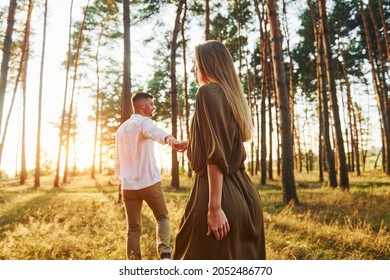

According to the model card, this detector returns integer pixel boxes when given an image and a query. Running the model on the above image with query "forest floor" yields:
[0,170,389,260]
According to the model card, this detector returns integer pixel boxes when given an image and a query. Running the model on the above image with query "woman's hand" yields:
[207,164,228,240]
[207,207,230,241]
[172,140,188,152]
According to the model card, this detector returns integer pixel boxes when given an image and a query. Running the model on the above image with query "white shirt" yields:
[115,114,170,190]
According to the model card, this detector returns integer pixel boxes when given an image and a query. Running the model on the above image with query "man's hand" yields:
[172,140,188,152]
[165,135,176,146]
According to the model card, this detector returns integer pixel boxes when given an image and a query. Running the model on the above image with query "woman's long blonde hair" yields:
[195,40,253,141]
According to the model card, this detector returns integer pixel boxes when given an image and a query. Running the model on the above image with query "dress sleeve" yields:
[195,85,233,174]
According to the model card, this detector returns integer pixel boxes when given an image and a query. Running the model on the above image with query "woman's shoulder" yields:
[198,83,220,92]
[197,83,224,101]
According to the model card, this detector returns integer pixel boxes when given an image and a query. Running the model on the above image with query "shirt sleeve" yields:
[114,132,122,185]
[139,117,170,144]
[195,85,232,174]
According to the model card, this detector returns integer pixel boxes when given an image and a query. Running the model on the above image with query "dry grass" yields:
[0,170,389,260]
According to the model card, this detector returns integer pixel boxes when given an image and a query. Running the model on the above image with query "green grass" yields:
[0,170,389,260]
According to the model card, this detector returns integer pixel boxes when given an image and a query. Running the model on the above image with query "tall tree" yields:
[0,0,17,136]
[34,0,48,188]
[205,0,210,40]
[63,1,90,183]
[20,0,35,185]
[87,1,121,179]
[282,0,298,173]
[340,49,360,176]
[318,0,349,190]
[180,0,191,178]
[0,1,24,171]
[307,0,337,186]
[253,0,268,185]
[91,28,103,180]
[169,0,185,189]
[121,0,132,123]
[266,0,299,204]
[359,0,390,176]
[54,0,74,188]
[367,0,390,175]
[377,0,390,62]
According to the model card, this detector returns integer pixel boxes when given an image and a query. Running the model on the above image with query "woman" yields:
[172,40,266,260]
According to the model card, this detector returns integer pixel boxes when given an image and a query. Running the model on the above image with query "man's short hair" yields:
[131,92,153,108]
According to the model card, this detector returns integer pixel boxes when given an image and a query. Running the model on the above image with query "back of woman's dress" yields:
[172,83,266,260]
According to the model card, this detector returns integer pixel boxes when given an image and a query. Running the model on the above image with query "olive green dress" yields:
[172,83,266,260]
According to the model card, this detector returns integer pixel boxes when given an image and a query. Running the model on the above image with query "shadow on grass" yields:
[268,218,389,259]
[0,191,56,236]
[353,181,390,189]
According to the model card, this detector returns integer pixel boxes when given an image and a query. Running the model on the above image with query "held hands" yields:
[165,136,188,152]
[207,208,230,241]
[165,136,176,146]
[172,140,188,152]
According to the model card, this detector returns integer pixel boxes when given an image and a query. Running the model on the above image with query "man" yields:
[115,91,177,260]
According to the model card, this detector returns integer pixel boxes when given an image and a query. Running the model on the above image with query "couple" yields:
[115,40,266,260]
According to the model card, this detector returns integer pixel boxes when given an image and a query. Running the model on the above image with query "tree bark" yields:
[170,0,185,189]
[91,28,104,179]
[377,0,390,62]
[359,0,390,175]
[205,0,210,40]
[254,0,267,184]
[308,0,335,185]
[121,0,132,123]
[319,0,349,190]
[180,0,191,178]
[266,0,299,204]
[34,0,48,188]
[63,1,90,183]
[20,0,35,185]
[54,0,74,188]
[267,80,273,179]
[0,0,17,136]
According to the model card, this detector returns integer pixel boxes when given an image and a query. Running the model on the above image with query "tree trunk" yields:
[341,50,360,176]
[368,2,389,97]
[308,0,335,185]
[268,82,273,180]
[253,0,267,183]
[253,57,260,176]
[20,0,34,185]
[205,0,210,40]
[266,0,298,205]
[180,0,191,178]
[34,0,48,188]
[0,0,17,136]
[54,0,74,188]
[91,28,104,179]
[0,8,28,170]
[121,0,132,123]
[63,1,90,183]
[234,0,243,78]
[377,0,390,62]
[368,1,389,174]
[359,0,390,175]
[319,0,349,190]
[245,55,255,175]
[170,0,185,189]
[260,50,267,185]
[282,0,297,173]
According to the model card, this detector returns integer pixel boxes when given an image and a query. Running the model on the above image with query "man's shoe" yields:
[160,252,171,260]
